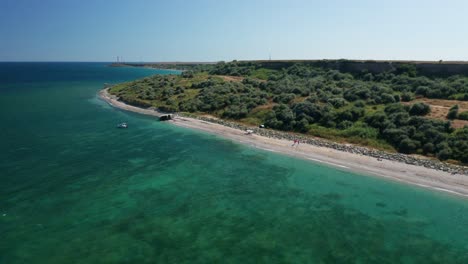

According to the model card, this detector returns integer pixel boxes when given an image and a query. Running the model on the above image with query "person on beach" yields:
[292,139,298,147]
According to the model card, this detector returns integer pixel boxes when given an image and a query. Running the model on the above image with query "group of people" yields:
[291,139,301,147]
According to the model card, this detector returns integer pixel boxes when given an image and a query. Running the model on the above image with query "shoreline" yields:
[109,63,185,72]
[99,88,468,198]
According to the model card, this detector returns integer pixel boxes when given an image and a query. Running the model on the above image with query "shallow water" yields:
[1,63,467,263]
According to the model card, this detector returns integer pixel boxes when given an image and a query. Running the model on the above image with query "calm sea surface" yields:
[0,62,467,263]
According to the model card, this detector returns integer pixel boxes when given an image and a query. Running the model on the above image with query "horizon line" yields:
[3,59,468,64]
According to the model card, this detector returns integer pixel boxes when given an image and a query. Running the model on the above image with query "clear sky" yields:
[1,0,468,62]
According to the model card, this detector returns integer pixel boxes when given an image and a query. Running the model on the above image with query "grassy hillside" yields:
[109,61,468,164]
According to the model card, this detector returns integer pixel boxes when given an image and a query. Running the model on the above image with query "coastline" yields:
[109,63,185,72]
[99,88,468,197]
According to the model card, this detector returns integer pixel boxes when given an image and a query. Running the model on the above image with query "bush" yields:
[401,92,414,102]
[295,118,309,132]
[447,105,459,119]
[354,100,366,107]
[385,103,407,114]
[422,143,435,154]
[399,138,419,153]
[381,93,396,104]
[449,127,468,163]
[447,109,458,120]
[181,71,194,78]
[273,93,295,104]
[409,103,431,116]
[328,98,347,108]
[337,120,353,129]
[437,147,452,160]
[415,86,429,96]
[458,111,468,120]
[342,124,379,139]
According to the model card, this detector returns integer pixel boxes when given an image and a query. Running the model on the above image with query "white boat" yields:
[117,122,128,128]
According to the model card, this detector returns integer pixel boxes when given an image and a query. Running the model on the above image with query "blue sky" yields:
[1,0,468,61]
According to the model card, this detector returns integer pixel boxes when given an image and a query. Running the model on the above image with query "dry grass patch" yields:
[403,98,468,128]
[217,75,244,82]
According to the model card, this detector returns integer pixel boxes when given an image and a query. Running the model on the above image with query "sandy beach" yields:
[99,88,468,197]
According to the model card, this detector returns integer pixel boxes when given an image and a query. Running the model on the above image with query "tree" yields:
[273,93,295,104]
[447,105,459,119]
[399,138,419,153]
[385,103,407,114]
[458,111,468,120]
[449,127,468,163]
[436,147,452,161]
[269,104,296,130]
[295,118,309,132]
[423,143,435,154]
[328,98,347,108]
[395,64,417,77]
[409,103,431,116]
[415,86,429,96]
[181,71,194,78]
[381,93,396,104]
[401,92,414,102]
[292,102,323,123]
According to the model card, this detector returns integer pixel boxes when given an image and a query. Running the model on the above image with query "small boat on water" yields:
[117,122,128,128]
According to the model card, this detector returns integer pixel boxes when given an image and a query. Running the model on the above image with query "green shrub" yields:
[399,138,419,153]
[447,105,459,119]
[401,92,414,102]
[458,111,468,120]
[409,103,431,116]
[341,124,379,139]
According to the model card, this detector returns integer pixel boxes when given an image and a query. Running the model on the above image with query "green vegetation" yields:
[109,61,468,163]
[459,111,468,120]
[447,105,459,119]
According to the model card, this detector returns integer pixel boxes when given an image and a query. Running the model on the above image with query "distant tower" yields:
[117,56,120,63]
[269,51,271,61]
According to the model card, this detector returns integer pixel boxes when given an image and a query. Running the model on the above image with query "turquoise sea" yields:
[0,62,467,263]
